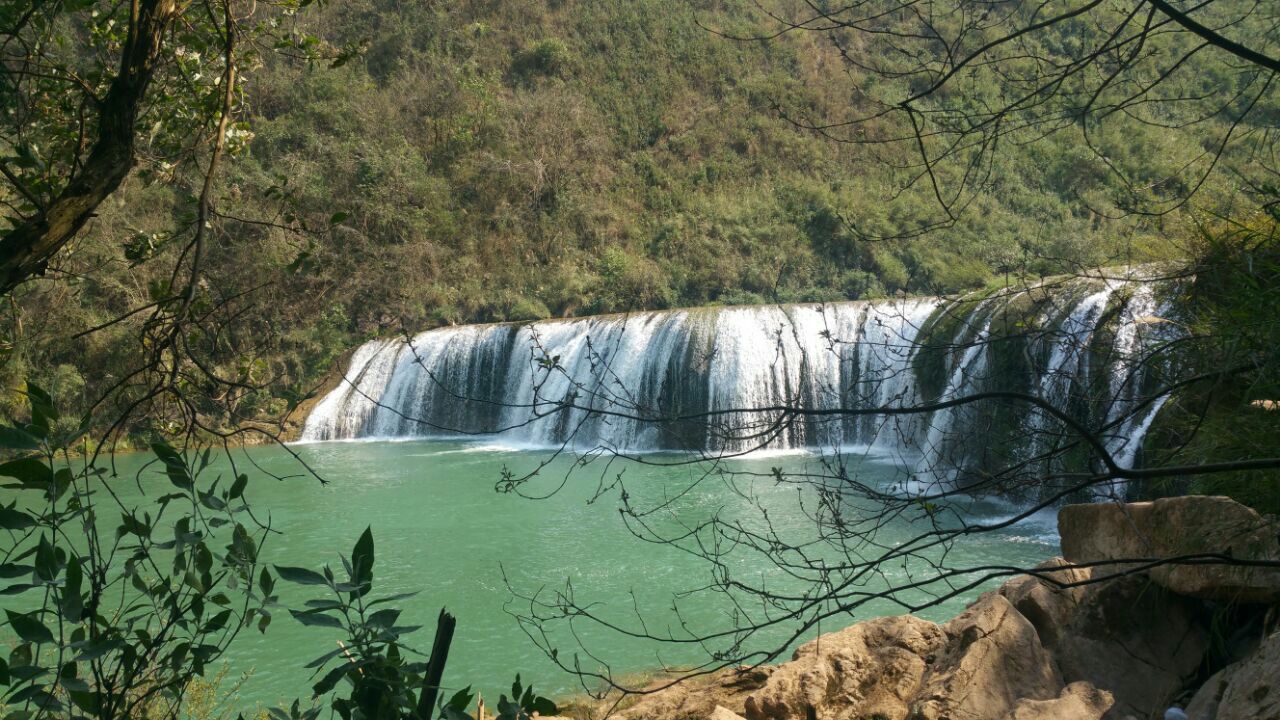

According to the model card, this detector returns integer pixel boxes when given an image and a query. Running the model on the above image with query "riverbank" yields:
[588,496,1279,720]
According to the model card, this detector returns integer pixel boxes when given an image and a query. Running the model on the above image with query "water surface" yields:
[88,439,1058,712]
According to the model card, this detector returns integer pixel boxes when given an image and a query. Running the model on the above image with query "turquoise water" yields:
[14,439,1058,713]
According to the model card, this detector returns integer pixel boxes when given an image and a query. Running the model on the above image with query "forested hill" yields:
[7,0,1262,425]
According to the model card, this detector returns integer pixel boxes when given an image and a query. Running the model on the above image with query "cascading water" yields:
[301,276,1182,494]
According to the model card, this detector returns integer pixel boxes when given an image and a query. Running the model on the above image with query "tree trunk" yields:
[0,0,177,297]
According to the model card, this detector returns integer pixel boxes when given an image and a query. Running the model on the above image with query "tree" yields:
[705,0,1279,239]
[1,0,368,448]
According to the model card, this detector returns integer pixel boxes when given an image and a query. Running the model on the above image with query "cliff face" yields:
[611,496,1280,720]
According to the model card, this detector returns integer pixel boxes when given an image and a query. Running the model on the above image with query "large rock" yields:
[911,594,1063,720]
[615,666,771,720]
[607,497,1278,720]
[1059,496,1280,603]
[741,614,946,720]
[1186,629,1280,720]
[624,561,1212,720]
[1000,558,1208,719]
[739,594,1077,720]
[1002,682,1113,720]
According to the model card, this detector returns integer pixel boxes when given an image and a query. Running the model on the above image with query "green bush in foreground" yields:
[0,383,274,720]
[0,384,552,720]
[276,529,556,720]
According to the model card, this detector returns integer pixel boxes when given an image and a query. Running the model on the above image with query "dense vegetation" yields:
[1141,206,1280,514]
[0,0,1276,716]
[6,0,1272,432]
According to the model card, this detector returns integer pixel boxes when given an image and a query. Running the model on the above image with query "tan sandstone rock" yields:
[615,666,771,720]
[739,593,1078,720]
[741,614,946,720]
[1185,629,1280,720]
[1000,557,1208,719]
[911,594,1063,720]
[709,706,748,720]
[1002,681,1114,720]
[1058,496,1280,603]
[609,497,1276,720]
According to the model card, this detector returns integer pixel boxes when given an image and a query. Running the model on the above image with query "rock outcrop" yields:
[1186,628,1280,720]
[1059,495,1280,603]
[741,615,946,720]
[999,558,1209,718]
[610,496,1280,720]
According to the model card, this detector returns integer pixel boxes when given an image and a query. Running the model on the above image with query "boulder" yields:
[1000,557,1208,719]
[615,667,771,720]
[911,594,1063,720]
[1059,496,1280,603]
[1186,629,1280,720]
[740,594,1072,720]
[1002,682,1114,720]
[741,614,946,720]
[606,497,1279,720]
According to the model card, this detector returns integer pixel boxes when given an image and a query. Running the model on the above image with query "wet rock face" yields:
[1058,495,1280,603]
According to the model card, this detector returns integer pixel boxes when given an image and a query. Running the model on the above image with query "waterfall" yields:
[301,276,1181,490]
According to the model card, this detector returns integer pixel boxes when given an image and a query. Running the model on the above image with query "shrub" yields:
[0,383,275,720]
[277,529,558,720]
[511,39,573,80]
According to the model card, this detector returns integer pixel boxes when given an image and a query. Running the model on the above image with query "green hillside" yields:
[4,0,1265,429]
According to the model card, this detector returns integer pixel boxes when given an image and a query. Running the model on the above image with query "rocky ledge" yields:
[613,496,1280,720]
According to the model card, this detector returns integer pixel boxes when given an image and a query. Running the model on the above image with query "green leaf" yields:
[34,535,58,583]
[289,610,344,629]
[273,565,328,585]
[0,425,40,450]
[0,505,34,530]
[198,489,226,511]
[229,473,248,499]
[0,563,32,579]
[0,583,37,595]
[151,442,193,490]
[0,458,52,487]
[68,690,100,713]
[443,686,474,713]
[72,638,124,662]
[443,708,475,720]
[529,696,557,716]
[49,468,72,502]
[25,382,58,430]
[5,610,54,644]
[62,557,83,622]
[202,609,233,633]
[366,608,400,629]
[118,513,151,538]
[303,646,347,669]
[328,211,350,225]
[350,526,374,599]
[311,664,349,697]
[365,590,420,608]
